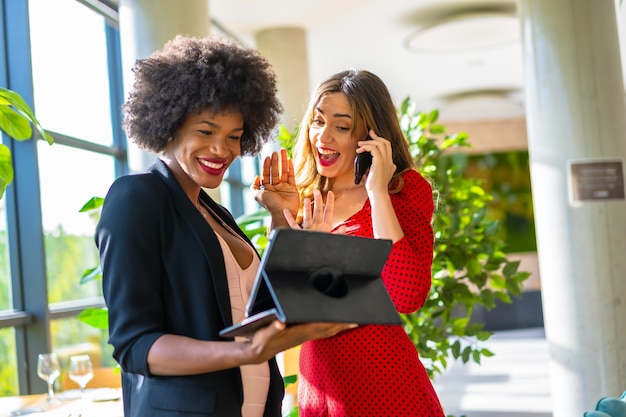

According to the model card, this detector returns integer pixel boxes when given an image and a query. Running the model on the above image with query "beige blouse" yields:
[214,231,270,417]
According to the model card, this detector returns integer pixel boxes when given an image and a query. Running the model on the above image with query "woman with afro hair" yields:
[96,35,350,417]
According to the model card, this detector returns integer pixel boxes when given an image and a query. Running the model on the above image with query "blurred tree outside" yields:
[456,151,536,253]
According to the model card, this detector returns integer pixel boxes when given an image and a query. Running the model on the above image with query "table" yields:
[0,388,123,417]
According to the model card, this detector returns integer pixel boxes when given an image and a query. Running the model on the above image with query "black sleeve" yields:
[95,174,167,376]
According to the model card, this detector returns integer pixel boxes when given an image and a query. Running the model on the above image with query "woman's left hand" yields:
[283,189,335,233]
[284,189,347,234]
[357,130,397,196]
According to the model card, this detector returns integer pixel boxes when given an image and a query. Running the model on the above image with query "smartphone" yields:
[354,135,373,184]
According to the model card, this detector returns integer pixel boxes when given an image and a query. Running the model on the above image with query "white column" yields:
[254,29,311,404]
[255,27,310,134]
[518,0,626,416]
[117,0,210,173]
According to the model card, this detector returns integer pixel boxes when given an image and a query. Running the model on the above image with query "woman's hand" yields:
[245,320,357,365]
[252,149,299,227]
[146,320,357,374]
[283,189,345,234]
[358,130,396,196]
[359,130,404,242]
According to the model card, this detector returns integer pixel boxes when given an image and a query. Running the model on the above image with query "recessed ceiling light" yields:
[439,87,523,104]
[436,87,525,120]
[404,8,519,53]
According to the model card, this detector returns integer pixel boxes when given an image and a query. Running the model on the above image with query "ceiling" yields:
[105,0,626,123]
[209,0,528,122]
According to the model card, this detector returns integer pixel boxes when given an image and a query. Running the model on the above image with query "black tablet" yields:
[219,228,400,338]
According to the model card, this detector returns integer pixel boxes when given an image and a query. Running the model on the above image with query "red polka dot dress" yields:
[298,169,446,417]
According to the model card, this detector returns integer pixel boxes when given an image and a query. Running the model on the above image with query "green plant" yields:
[238,97,531,379]
[283,374,299,417]
[398,98,529,377]
[76,197,108,329]
[0,87,54,199]
[0,87,54,395]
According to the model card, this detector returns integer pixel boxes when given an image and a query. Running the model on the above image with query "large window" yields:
[0,0,254,397]
[29,0,115,147]
[0,0,125,396]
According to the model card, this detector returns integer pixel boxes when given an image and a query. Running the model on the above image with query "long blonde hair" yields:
[292,69,414,201]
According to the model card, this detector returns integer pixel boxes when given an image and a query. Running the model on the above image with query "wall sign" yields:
[569,158,625,203]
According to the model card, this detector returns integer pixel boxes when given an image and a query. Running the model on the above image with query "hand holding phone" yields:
[354,135,373,184]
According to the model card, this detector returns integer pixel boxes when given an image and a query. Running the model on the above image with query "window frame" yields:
[0,0,251,396]
[0,0,127,394]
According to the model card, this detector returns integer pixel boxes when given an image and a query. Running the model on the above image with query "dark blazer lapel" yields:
[198,192,263,324]
[148,159,234,328]
[202,196,258,250]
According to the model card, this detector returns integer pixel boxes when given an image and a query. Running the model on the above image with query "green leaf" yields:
[400,96,411,114]
[283,374,297,387]
[481,348,495,357]
[469,185,485,196]
[503,260,520,277]
[472,349,481,364]
[451,317,469,335]
[427,109,439,123]
[241,225,266,237]
[461,346,472,363]
[512,271,531,283]
[429,124,446,134]
[505,278,523,297]
[485,220,500,236]
[80,266,102,284]
[0,87,54,144]
[79,196,105,212]
[466,258,482,278]
[480,289,496,309]
[0,177,6,200]
[247,235,268,256]
[494,291,512,304]
[465,322,484,337]
[284,406,299,417]
[0,144,13,199]
[489,273,505,289]
[236,209,270,226]
[451,339,461,358]
[0,88,37,120]
[477,330,493,341]
[0,105,33,140]
[277,125,297,154]
[76,307,109,329]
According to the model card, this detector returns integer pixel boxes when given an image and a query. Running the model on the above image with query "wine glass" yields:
[68,354,94,395]
[37,353,61,404]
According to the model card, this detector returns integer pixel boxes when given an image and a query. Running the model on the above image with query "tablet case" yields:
[219,228,400,338]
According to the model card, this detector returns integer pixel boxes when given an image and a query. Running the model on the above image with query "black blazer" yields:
[96,159,284,417]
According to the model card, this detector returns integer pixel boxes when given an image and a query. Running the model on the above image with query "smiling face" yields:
[309,92,367,187]
[163,107,244,195]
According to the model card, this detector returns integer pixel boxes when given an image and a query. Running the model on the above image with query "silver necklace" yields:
[196,199,208,219]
